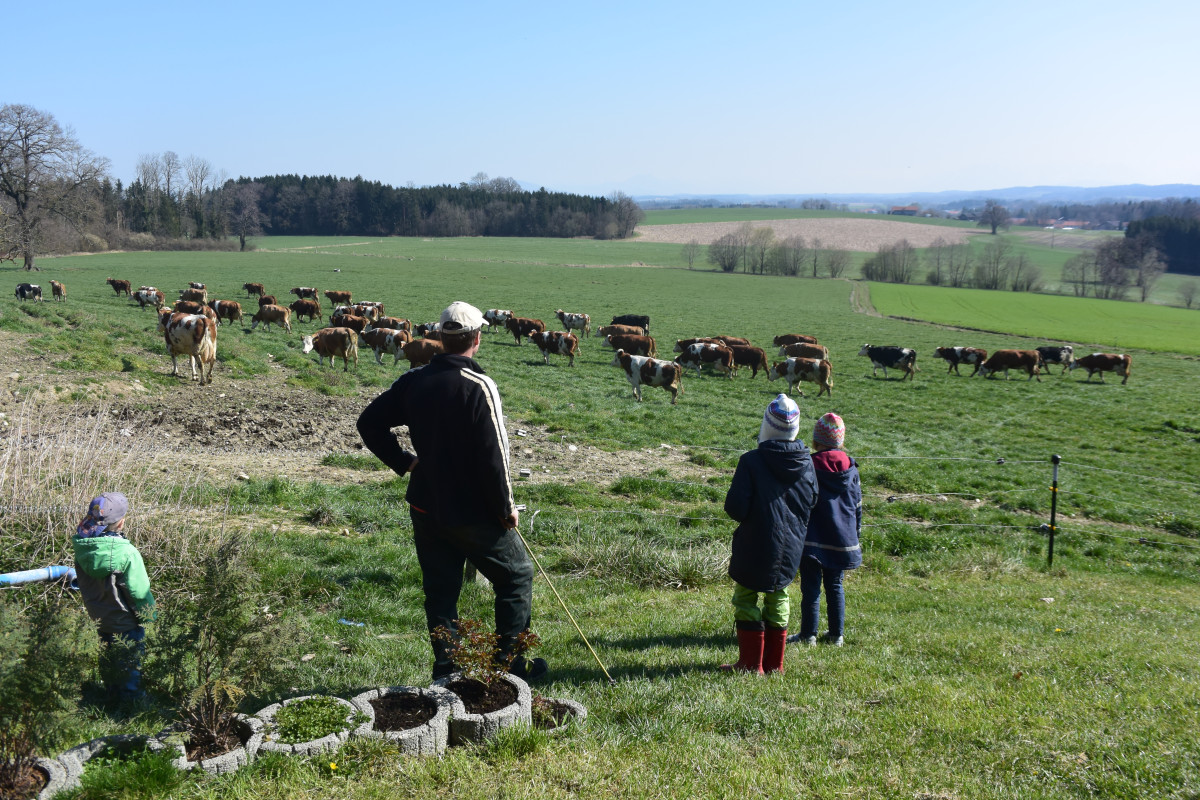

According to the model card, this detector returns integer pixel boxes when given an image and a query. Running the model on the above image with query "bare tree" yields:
[1093,238,1131,300]
[1008,253,1040,292]
[766,235,807,276]
[734,222,753,272]
[707,233,740,272]
[161,150,182,201]
[807,237,824,278]
[184,155,213,198]
[862,239,919,283]
[825,248,851,278]
[1179,281,1198,309]
[945,242,973,288]
[0,104,110,269]
[1135,248,1166,301]
[227,182,263,251]
[926,237,949,285]
[974,240,1012,290]
[681,239,700,270]
[135,153,162,194]
[609,191,644,239]
[1062,252,1092,296]
[748,227,774,274]
[977,199,1011,235]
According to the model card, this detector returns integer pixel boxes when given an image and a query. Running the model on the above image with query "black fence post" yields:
[1048,454,1061,567]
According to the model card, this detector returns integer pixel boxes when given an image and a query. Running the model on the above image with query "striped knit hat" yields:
[812,412,846,450]
[759,393,800,443]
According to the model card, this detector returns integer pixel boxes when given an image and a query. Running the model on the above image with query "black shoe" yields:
[509,656,549,681]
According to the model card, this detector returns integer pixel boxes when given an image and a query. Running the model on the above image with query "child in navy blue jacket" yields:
[721,394,817,674]
[789,412,862,647]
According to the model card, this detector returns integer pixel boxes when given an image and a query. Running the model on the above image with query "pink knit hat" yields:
[812,412,845,450]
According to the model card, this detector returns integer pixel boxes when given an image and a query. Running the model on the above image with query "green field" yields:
[2,240,1198,799]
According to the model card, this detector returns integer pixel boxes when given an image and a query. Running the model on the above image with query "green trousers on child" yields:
[731,583,789,629]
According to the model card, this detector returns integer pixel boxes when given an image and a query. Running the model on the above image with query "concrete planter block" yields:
[349,685,461,756]
[255,694,358,756]
[153,714,265,775]
[58,733,162,788]
[34,756,70,800]
[433,672,531,746]
[538,697,588,737]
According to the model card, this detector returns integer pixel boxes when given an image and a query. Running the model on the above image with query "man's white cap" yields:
[439,301,488,335]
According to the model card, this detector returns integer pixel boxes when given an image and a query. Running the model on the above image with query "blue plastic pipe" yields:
[0,565,77,587]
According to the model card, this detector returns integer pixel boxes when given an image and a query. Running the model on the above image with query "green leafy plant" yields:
[271,698,363,744]
[432,619,540,687]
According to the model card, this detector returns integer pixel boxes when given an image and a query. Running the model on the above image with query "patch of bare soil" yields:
[633,217,981,251]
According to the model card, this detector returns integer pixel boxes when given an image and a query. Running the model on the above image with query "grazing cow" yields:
[611,349,682,404]
[243,282,265,297]
[14,283,42,301]
[484,309,513,330]
[555,309,591,338]
[602,333,656,357]
[188,282,206,291]
[331,312,370,335]
[858,344,918,380]
[179,287,207,304]
[289,299,323,323]
[597,324,646,338]
[933,346,988,376]
[208,299,244,326]
[301,326,359,371]
[780,342,830,361]
[712,335,752,348]
[50,280,66,301]
[361,327,411,365]
[727,345,770,378]
[400,338,445,368]
[352,302,381,322]
[323,289,352,305]
[976,349,1042,382]
[250,304,293,333]
[157,311,217,385]
[1069,353,1132,384]
[768,357,833,397]
[1035,345,1075,375]
[174,300,204,315]
[505,316,545,345]
[375,316,411,333]
[134,288,165,310]
[106,278,132,296]
[529,330,579,366]
[258,294,278,308]
[675,342,734,379]
[773,333,819,347]
[291,286,320,300]
[611,314,651,334]
[674,337,723,352]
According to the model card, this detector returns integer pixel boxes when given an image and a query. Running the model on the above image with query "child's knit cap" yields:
[759,393,801,442]
[812,412,846,450]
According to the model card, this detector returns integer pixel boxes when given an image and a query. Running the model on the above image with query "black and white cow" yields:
[933,346,988,376]
[14,283,42,302]
[858,344,917,380]
[611,314,650,334]
[1035,345,1075,375]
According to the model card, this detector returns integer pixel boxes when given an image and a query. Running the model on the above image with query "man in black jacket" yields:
[356,301,546,680]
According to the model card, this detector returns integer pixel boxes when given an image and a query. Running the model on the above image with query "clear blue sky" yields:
[11,0,1200,197]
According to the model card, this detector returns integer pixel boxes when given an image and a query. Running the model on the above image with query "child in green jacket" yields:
[72,492,154,702]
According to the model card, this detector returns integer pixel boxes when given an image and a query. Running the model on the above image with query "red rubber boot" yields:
[720,623,765,674]
[763,627,788,674]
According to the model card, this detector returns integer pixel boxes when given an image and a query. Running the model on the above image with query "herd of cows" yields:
[11,278,1133,398]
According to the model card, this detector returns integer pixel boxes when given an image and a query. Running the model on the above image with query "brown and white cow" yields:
[712,335,752,348]
[243,282,265,297]
[674,337,723,352]
[858,345,918,381]
[375,316,411,333]
[1036,345,1075,375]
[773,333,819,347]
[179,287,207,304]
[610,314,651,334]
[400,338,445,368]
[768,357,833,397]
[611,349,682,404]
[258,294,278,308]
[602,333,656,357]
[289,299,323,323]
[291,286,320,300]
[323,289,352,305]
[188,282,206,291]
[597,324,646,338]
[727,345,770,378]
[505,316,545,345]
[529,330,579,366]
[414,321,441,338]
[779,342,830,361]
[933,346,988,376]
[251,304,292,333]
[555,309,591,338]
[976,349,1041,381]
[208,299,244,326]
[675,342,734,379]
[134,288,165,310]
[157,311,217,385]
[302,327,359,371]
[361,328,411,365]
[331,312,370,335]
[106,277,132,296]
[484,309,513,331]
[50,280,66,301]
[173,300,217,323]
[1069,352,1131,384]
[352,302,381,322]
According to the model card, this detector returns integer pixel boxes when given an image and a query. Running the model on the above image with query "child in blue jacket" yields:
[789,413,862,647]
[721,394,817,674]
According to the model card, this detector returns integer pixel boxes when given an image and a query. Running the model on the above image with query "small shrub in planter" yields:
[531,695,588,736]
[350,686,462,756]
[256,696,362,756]
[153,714,265,775]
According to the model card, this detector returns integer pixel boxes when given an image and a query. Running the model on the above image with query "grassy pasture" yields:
[3,241,1199,798]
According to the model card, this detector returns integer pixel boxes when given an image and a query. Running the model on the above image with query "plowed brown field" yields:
[633,217,981,252]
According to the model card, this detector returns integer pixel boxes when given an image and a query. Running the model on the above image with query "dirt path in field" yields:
[633,217,981,251]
